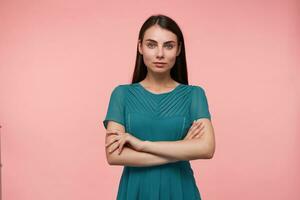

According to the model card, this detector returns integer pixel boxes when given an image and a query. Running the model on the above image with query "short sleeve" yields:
[190,86,211,121]
[102,85,126,129]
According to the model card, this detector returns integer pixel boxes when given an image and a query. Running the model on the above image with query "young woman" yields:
[103,14,215,200]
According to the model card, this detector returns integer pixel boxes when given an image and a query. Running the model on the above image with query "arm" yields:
[107,145,179,167]
[141,118,215,161]
[105,121,179,167]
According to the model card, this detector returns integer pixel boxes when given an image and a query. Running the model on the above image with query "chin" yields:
[149,68,171,75]
[150,66,167,71]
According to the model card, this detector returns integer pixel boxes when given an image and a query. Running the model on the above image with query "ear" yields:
[176,42,181,56]
[138,39,143,55]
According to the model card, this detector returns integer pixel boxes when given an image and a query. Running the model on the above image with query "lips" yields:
[153,62,167,64]
[153,62,166,68]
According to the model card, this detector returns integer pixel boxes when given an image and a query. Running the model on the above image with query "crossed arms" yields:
[104,119,215,167]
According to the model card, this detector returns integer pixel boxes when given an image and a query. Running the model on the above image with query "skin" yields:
[104,25,216,166]
[137,24,182,91]
[105,120,207,166]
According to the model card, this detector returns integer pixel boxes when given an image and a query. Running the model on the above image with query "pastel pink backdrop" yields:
[0,0,299,200]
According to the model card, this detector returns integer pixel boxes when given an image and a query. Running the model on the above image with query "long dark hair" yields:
[131,14,189,85]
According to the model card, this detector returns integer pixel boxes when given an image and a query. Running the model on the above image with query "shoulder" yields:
[115,82,142,93]
[111,83,130,93]
[188,84,207,94]
[109,84,132,101]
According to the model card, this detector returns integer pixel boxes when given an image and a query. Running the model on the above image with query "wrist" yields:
[141,140,151,152]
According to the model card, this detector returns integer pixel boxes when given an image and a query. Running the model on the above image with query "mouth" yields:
[153,62,167,64]
[153,62,166,68]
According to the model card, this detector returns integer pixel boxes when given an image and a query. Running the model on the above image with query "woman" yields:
[103,14,216,200]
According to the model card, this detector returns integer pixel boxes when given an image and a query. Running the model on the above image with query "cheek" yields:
[143,49,155,57]
[169,49,178,56]
[142,51,155,63]
[165,51,178,62]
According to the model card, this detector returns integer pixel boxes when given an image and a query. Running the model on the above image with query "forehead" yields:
[143,25,177,43]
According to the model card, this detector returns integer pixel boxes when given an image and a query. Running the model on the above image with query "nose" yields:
[156,45,164,58]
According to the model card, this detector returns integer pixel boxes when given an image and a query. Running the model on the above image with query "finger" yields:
[118,139,126,154]
[107,129,122,132]
[185,131,193,140]
[186,130,195,140]
[191,121,198,129]
[194,133,203,139]
[191,130,205,139]
[106,131,119,136]
[188,121,201,135]
[191,121,202,131]
[193,127,205,138]
[105,137,116,148]
[107,130,123,137]
[194,122,204,132]
[108,129,122,133]
[105,136,120,147]
[191,125,205,139]
[185,121,198,139]
[189,122,204,138]
[109,142,120,153]
[185,120,203,139]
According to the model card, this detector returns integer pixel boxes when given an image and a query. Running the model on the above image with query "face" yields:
[138,25,181,74]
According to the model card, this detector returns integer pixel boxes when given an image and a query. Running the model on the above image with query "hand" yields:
[184,120,205,140]
[105,130,145,155]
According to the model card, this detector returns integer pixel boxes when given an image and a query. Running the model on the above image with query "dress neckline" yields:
[137,82,182,96]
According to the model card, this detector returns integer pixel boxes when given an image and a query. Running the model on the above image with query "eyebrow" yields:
[145,39,176,44]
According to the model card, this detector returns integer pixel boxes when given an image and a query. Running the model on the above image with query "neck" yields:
[142,71,176,88]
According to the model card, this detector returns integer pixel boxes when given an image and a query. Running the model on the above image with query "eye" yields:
[165,44,174,49]
[146,43,155,48]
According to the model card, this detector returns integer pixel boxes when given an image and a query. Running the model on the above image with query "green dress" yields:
[103,82,211,200]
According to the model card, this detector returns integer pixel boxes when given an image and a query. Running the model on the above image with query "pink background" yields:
[0,0,299,199]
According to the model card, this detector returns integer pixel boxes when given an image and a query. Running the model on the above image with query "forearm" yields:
[141,139,212,161]
[107,146,179,167]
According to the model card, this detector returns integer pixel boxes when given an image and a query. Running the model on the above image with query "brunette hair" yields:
[131,14,189,85]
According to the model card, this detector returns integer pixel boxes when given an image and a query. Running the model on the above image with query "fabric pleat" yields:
[103,82,211,200]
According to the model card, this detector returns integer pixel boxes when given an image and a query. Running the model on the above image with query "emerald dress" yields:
[103,82,211,200]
